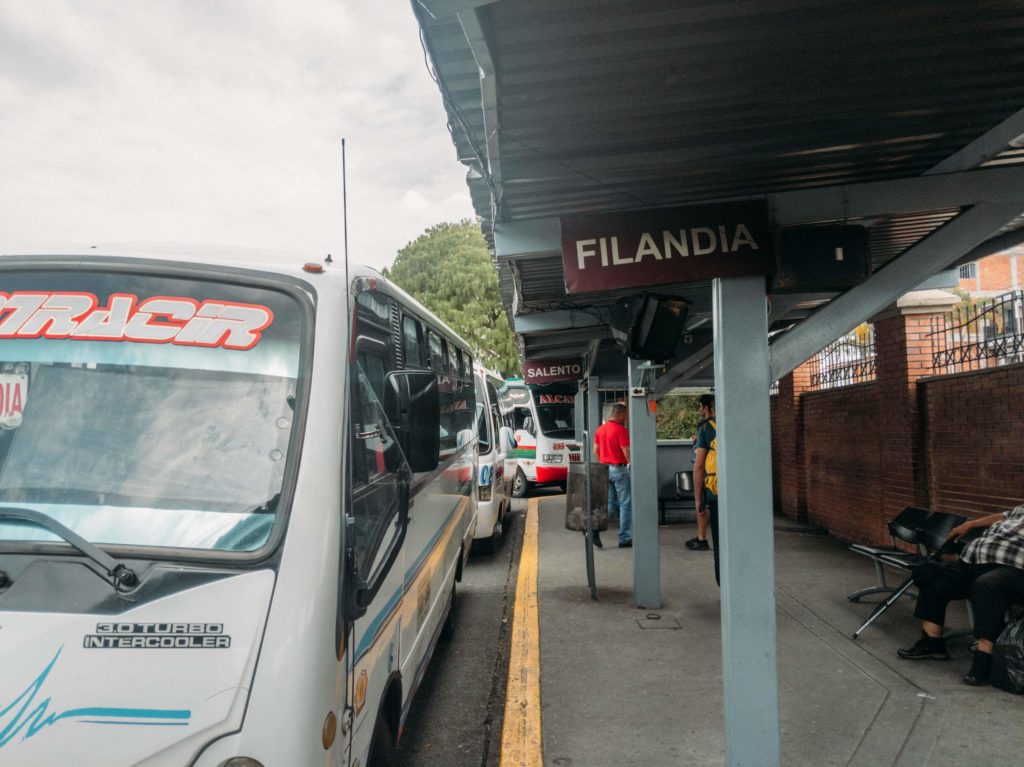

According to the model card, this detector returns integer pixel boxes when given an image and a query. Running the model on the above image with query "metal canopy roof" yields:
[413,0,1024,388]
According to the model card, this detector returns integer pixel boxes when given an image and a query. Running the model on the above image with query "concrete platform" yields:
[533,494,1024,767]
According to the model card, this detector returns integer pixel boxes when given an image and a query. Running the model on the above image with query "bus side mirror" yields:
[385,370,441,472]
[523,416,536,436]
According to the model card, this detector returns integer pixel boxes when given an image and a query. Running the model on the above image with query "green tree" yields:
[655,394,703,440]
[384,221,520,376]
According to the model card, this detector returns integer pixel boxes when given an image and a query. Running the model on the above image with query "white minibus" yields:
[471,365,514,552]
[501,379,580,498]
[0,249,477,767]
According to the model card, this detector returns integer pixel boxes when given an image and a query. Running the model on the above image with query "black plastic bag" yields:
[991,617,1024,694]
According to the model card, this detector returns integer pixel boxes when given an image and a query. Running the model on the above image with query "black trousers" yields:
[912,560,1024,641]
[703,488,720,587]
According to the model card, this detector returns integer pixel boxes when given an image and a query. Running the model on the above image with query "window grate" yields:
[929,290,1024,375]
[807,325,876,391]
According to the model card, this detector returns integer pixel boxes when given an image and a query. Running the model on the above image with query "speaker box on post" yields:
[774,225,871,293]
[627,295,690,362]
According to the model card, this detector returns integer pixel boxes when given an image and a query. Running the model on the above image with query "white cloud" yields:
[0,0,476,271]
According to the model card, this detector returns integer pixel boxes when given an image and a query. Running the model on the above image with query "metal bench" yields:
[847,506,931,603]
[850,509,966,639]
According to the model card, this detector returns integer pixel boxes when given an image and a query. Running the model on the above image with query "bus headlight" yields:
[220,759,265,767]
[542,454,563,464]
[478,484,492,502]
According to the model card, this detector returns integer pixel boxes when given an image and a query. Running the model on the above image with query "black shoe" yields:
[963,650,992,686]
[618,540,632,548]
[591,531,603,548]
[896,634,949,660]
[685,537,710,551]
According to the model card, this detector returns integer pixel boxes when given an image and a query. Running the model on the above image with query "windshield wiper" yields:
[0,507,138,592]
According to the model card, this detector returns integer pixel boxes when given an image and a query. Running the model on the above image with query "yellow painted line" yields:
[500,497,543,767]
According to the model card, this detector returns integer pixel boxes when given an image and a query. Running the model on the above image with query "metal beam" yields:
[585,340,601,376]
[419,0,498,19]
[770,201,1024,380]
[926,106,1024,175]
[767,293,835,326]
[770,165,1024,226]
[650,343,714,396]
[513,309,605,334]
[457,8,502,218]
[487,167,1024,260]
[524,328,609,351]
[954,227,1024,267]
[494,218,561,259]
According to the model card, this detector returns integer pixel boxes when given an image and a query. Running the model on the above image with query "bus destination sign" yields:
[560,200,773,294]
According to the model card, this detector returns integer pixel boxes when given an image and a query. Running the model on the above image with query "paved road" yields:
[396,496,528,767]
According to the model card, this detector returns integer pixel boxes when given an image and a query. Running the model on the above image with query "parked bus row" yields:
[0,249,574,767]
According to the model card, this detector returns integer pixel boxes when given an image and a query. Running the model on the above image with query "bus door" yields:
[347,328,410,761]
[395,333,467,702]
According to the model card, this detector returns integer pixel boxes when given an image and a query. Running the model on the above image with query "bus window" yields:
[513,407,532,434]
[349,355,402,577]
[356,290,389,322]
[357,350,387,405]
[447,342,459,380]
[403,315,423,368]
[487,381,501,441]
[475,375,491,454]
[427,330,444,373]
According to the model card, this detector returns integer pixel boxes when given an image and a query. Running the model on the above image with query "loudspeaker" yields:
[774,225,871,292]
[627,295,690,362]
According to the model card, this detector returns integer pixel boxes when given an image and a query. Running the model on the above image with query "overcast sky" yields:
[0,1,476,272]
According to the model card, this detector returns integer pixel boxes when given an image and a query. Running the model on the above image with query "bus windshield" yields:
[0,268,304,555]
[535,402,575,438]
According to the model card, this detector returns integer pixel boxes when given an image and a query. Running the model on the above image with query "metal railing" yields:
[807,326,877,391]
[930,290,1024,375]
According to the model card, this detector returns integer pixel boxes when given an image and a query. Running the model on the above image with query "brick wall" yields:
[957,251,1022,294]
[771,319,1024,546]
[771,364,811,522]
[799,383,890,544]
[979,254,1013,293]
[921,362,1024,517]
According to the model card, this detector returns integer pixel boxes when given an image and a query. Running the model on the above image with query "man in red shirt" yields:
[593,403,632,548]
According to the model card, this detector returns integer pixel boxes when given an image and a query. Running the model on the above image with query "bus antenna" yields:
[341,138,350,288]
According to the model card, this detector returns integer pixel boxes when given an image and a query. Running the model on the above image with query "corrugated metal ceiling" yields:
[415,0,1024,378]
[422,0,1024,229]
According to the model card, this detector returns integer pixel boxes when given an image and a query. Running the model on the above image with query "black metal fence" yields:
[807,326,877,390]
[930,290,1024,375]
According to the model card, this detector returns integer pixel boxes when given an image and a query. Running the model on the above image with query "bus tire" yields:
[440,582,456,641]
[512,467,531,498]
[367,714,397,767]
[479,516,503,554]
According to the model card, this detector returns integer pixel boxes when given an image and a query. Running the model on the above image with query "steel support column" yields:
[586,375,601,443]
[574,378,586,440]
[628,358,660,609]
[713,276,780,767]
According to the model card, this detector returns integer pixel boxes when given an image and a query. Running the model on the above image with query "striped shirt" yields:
[961,504,1024,570]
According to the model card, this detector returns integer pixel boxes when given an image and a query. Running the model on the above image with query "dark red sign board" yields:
[522,357,584,385]
[560,200,773,294]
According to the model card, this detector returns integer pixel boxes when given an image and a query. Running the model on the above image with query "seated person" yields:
[897,504,1024,686]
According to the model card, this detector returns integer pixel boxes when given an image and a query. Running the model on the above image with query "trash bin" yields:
[565,462,608,532]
